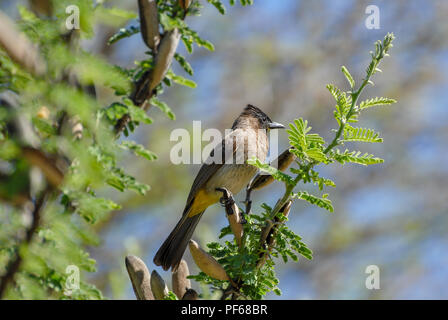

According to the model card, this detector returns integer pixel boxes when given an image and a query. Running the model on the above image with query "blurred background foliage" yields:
[1,0,448,299]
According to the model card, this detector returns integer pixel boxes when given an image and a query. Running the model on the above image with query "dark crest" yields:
[232,104,272,129]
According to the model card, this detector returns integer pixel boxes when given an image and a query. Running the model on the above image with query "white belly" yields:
[204,164,259,196]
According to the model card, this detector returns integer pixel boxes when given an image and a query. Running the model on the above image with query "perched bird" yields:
[154,104,284,271]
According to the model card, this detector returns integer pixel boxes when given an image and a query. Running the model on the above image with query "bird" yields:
[154,104,285,271]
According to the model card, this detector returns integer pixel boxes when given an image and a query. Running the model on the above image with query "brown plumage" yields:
[153,104,284,271]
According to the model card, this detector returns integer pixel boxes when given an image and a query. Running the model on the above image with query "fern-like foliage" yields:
[239,33,396,299]
[292,191,334,213]
[331,149,384,166]
[343,125,383,143]
[286,119,327,163]
[359,97,397,110]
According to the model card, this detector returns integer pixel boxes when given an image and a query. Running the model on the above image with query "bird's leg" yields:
[241,187,253,222]
[216,187,235,210]
[216,187,247,224]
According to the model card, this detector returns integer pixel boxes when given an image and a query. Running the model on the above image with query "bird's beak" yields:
[268,122,285,129]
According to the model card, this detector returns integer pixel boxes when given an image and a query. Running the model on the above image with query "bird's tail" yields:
[154,211,204,271]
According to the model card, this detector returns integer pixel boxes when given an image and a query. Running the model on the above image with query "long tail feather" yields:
[153,211,204,271]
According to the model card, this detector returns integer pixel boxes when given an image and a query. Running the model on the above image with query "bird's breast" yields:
[204,164,259,197]
[200,127,269,205]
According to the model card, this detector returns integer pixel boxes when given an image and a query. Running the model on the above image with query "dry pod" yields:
[182,288,198,300]
[279,200,292,217]
[138,0,160,50]
[149,29,180,91]
[226,206,243,247]
[189,240,229,281]
[125,255,154,300]
[179,0,191,11]
[172,259,191,299]
[132,28,180,105]
[150,270,169,300]
[217,188,244,247]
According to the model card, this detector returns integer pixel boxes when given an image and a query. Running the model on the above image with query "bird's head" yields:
[232,104,285,131]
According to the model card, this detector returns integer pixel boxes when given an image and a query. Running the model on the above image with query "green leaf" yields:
[306,133,325,146]
[181,35,194,53]
[341,66,355,88]
[159,13,187,31]
[305,147,327,163]
[107,167,150,195]
[247,158,295,186]
[359,97,397,110]
[105,102,128,121]
[287,118,327,162]
[95,7,137,27]
[343,125,383,143]
[326,84,344,102]
[326,84,352,118]
[174,53,194,76]
[122,98,153,124]
[76,195,121,224]
[309,169,336,190]
[108,25,140,45]
[32,118,56,135]
[166,70,197,88]
[150,97,175,120]
[121,141,158,161]
[164,291,178,300]
[207,0,226,14]
[181,28,215,52]
[292,191,334,213]
[286,118,308,149]
[331,149,384,166]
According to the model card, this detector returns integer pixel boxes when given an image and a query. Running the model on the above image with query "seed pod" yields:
[149,29,180,91]
[150,270,169,300]
[182,288,198,300]
[138,0,160,50]
[280,200,292,217]
[226,201,243,248]
[131,29,180,105]
[189,240,229,281]
[217,187,244,247]
[172,259,191,299]
[125,255,154,300]
[179,0,191,11]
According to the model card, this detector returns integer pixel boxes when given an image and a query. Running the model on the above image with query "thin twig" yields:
[0,187,50,298]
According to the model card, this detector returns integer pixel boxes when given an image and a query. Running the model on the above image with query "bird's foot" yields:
[216,187,236,213]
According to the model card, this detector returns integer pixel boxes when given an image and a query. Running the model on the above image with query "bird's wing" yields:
[183,129,243,214]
